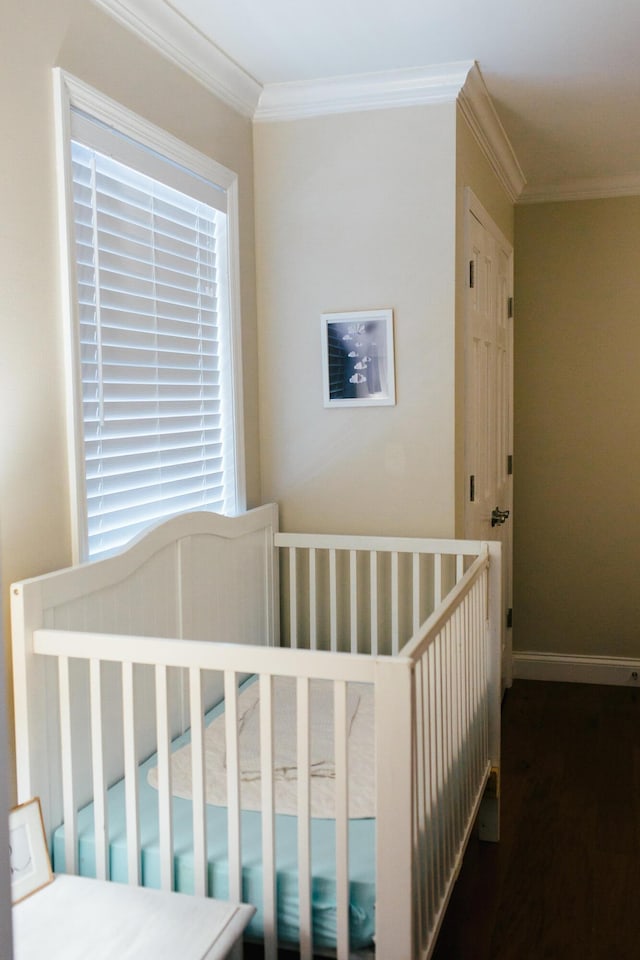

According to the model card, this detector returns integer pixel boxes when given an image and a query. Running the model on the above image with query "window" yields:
[55,71,245,561]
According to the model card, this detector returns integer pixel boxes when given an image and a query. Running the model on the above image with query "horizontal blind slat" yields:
[87,487,225,528]
[87,480,225,518]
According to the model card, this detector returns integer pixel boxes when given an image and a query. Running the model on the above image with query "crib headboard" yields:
[11,504,279,832]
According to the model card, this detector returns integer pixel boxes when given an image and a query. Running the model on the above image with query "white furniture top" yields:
[13,874,255,960]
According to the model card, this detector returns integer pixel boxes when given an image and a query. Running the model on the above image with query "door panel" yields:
[465,195,513,686]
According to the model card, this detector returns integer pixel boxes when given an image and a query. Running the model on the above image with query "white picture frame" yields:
[9,798,53,904]
[321,309,396,407]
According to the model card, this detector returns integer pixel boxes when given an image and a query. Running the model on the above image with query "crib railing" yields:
[275,532,484,656]
[403,552,498,958]
[34,631,378,959]
[26,536,501,960]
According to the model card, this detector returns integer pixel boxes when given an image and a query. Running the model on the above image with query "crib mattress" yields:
[52,696,376,950]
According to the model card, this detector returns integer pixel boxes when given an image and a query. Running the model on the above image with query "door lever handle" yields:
[491,506,510,527]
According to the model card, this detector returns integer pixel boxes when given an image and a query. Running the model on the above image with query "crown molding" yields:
[519,172,640,204]
[254,61,475,122]
[89,4,526,204]
[255,61,526,204]
[457,64,526,203]
[91,0,261,118]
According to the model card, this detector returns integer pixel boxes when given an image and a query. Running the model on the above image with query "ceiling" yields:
[95,0,640,202]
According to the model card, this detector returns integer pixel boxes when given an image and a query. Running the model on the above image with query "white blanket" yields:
[147,677,375,818]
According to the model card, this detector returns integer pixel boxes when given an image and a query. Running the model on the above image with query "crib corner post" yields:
[374,656,415,960]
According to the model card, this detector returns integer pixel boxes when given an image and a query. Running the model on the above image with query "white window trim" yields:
[53,68,246,563]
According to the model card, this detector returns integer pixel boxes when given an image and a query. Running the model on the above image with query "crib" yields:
[11,504,502,960]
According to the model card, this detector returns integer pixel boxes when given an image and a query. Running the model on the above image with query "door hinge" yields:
[469,474,475,502]
[506,607,513,629]
[507,454,513,475]
[469,260,475,289]
[507,296,514,318]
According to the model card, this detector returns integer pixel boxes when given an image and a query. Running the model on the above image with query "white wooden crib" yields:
[11,504,502,960]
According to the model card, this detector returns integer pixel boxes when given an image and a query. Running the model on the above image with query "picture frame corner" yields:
[9,795,53,905]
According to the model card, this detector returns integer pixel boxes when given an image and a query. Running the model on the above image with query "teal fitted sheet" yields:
[52,697,376,950]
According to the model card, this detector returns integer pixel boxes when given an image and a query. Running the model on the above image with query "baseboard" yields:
[512,652,640,687]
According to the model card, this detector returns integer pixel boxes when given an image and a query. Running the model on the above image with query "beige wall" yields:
[0,0,260,786]
[455,108,514,534]
[254,104,458,537]
[514,197,640,658]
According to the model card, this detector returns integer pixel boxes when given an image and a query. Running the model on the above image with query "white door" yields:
[464,190,513,686]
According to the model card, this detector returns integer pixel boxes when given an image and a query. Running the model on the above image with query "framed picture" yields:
[9,797,53,903]
[321,309,396,407]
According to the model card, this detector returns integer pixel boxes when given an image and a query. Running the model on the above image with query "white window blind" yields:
[69,119,238,559]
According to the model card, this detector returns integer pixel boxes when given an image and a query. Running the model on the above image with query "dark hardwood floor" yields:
[433,679,640,960]
[247,679,640,958]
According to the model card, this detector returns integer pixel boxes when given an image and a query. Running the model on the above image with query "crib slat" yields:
[350,551,358,654]
[428,642,440,924]
[461,597,470,819]
[122,661,140,886]
[224,671,242,904]
[444,620,454,872]
[369,551,378,656]
[89,658,108,880]
[391,552,399,654]
[481,573,490,761]
[289,548,297,649]
[452,609,463,849]
[297,677,312,960]
[155,664,173,891]
[473,580,481,789]
[189,667,207,897]
[309,549,317,650]
[445,618,455,860]
[435,633,446,904]
[334,680,350,960]
[452,614,460,870]
[479,578,487,770]
[444,623,452,892]
[259,674,277,960]
[434,554,443,606]
[476,578,484,778]
[461,601,470,825]
[466,586,474,797]
[329,549,337,651]
[439,626,448,886]
[482,574,490,761]
[412,552,420,635]
[470,583,480,786]
[58,656,77,874]
[425,646,437,934]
